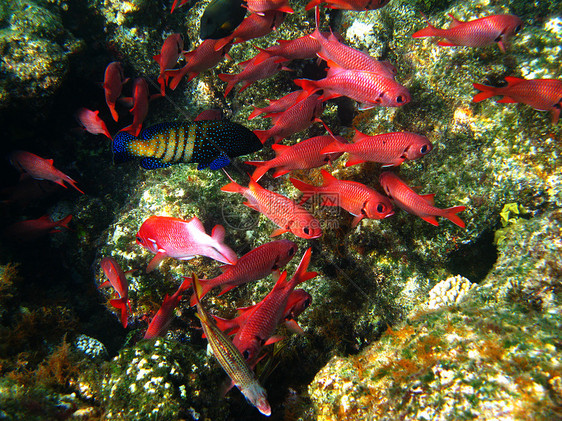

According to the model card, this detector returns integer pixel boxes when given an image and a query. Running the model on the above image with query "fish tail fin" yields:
[244,161,270,182]
[412,14,440,38]
[157,75,167,96]
[168,66,191,91]
[305,0,322,11]
[248,107,264,120]
[293,79,320,100]
[187,277,213,306]
[443,206,466,228]
[218,73,237,97]
[214,37,233,52]
[110,298,128,328]
[211,224,238,264]
[289,177,317,204]
[472,83,496,102]
[320,140,346,155]
[287,248,317,289]
[55,214,73,230]
[220,175,246,194]
[109,104,119,122]
[252,129,271,144]
[252,48,271,66]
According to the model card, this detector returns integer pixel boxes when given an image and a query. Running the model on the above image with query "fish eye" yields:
[514,25,521,33]
[304,298,312,308]
[396,95,403,103]
[420,145,429,154]
[243,350,250,359]
[303,227,310,235]
[288,247,295,256]
[136,236,143,243]
[323,156,330,163]
[377,204,385,213]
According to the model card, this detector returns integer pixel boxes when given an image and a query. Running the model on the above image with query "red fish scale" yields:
[489,79,562,111]
[263,35,321,60]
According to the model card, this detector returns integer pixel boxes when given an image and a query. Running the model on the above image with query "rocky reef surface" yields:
[0,0,560,419]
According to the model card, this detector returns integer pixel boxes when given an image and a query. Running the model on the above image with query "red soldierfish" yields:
[154,33,184,96]
[214,11,286,52]
[473,76,562,124]
[219,53,291,97]
[103,61,128,122]
[412,13,523,52]
[99,257,131,328]
[136,215,238,273]
[221,175,322,239]
[231,248,316,366]
[246,0,293,14]
[186,239,297,305]
[291,169,394,226]
[306,0,389,11]
[3,214,72,243]
[379,171,466,228]
[252,93,324,144]
[245,133,347,181]
[249,90,302,120]
[143,277,192,339]
[168,39,232,90]
[253,33,326,65]
[9,150,84,194]
[321,129,432,167]
[121,78,160,137]
[75,108,112,139]
[192,274,271,416]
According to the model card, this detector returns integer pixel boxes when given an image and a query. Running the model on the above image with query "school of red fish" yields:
[4,0,562,416]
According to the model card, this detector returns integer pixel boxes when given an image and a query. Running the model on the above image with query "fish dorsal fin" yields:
[188,216,206,233]
[270,227,289,237]
[153,54,161,63]
[320,169,337,185]
[352,128,369,143]
[504,76,526,86]
[420,193,435,205]
[447,13,464,28]
[271,143,290,155]
[211,224,225,242]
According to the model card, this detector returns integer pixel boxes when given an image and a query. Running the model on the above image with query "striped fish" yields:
[192,273,271,416]
[112,120,262,170]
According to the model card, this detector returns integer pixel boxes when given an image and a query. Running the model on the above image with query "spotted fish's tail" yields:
[112,130,138,164]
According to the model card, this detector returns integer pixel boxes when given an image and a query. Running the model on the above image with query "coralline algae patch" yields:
[309,302,562,421]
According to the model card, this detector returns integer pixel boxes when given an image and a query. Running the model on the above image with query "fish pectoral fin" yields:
[285,319,304,334]
[351,214,364,227]
[146,252,167,273]
[264,335,285,346]
[244,201,259,211]
[208,155,231,170]
[270,227,289,237]
[420,215,439,226]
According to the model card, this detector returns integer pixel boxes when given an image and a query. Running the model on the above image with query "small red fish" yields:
[221,175,322,239]
[214,11,286,52]
[248,90,302,120]
[194,108,224,121]
[75,108,112,140]
[168,39,232,90]
[473,76,562,124]
[253,32,326,65]
[246,0,293,14]
[185,239,297,305]
[121,78,160,137]
[219,52,291,97]
[154,33,184,96]
[321,129,432,167]
[99,257,131,328]
[231,248,316,366]
[291,169,394,226]
[9,150,84,194]
[379,171,466,228]
[245,133,347,181]
[412,13,523,52]
[305,0,389,11]
[252,93,324,144]
[103,61,128,122]
[144,278,191,339]
[136,215,238,273]
[170,0,189,13]
[3,214,72,243]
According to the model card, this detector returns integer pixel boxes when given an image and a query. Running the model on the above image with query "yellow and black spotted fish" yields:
[112,120,262,170]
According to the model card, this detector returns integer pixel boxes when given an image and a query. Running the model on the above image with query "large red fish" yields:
[144,277,191,339]
[99,257,131,328]
[121,78,160,137]
[221,175,322,239]
[305,0,389,11]
[321,130,432,167]
[231,248,316,366]
[473,76,562,124]
[154,33,184,96]
[75,108,112,140]
[245,133,347,181]
[412,13,523,52]
[3,214,72,243]
[103,61,128,122]
[379,171,466,228]
[168,39,232,90]
[291,169,394,226]
[136,215,238,273]
[185,239,297,305]
[252,93,324,144]
[9,150,84,194]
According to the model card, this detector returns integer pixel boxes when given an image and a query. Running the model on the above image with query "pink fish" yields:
[99,257,131,328]
[231,248,316,366]
[412,13,523,52]
[219,53,291,97]
[194,109,224,121]
[185,239,297,305]
[154,33,184,96]
[143,278,191,339]
[221,175,322,239]
[291,169,394,226]
[379,171,466,228]
[9,150,84,194]
[75,108,112,139]
[473,76,562,124]
[136,215,238,273]
[168,39,232,90]
[246,0,294,14]
[214,11,286,52]
[121,78,160,137]
[252,93,324,144]
[321,129,432,167]
[103,61,128,122]
[248,90,302,120]
[245,133,347,181]
[294,63,410,109]
[3,214,72,243]
[306,0,389,11]
[252,32,327,65]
